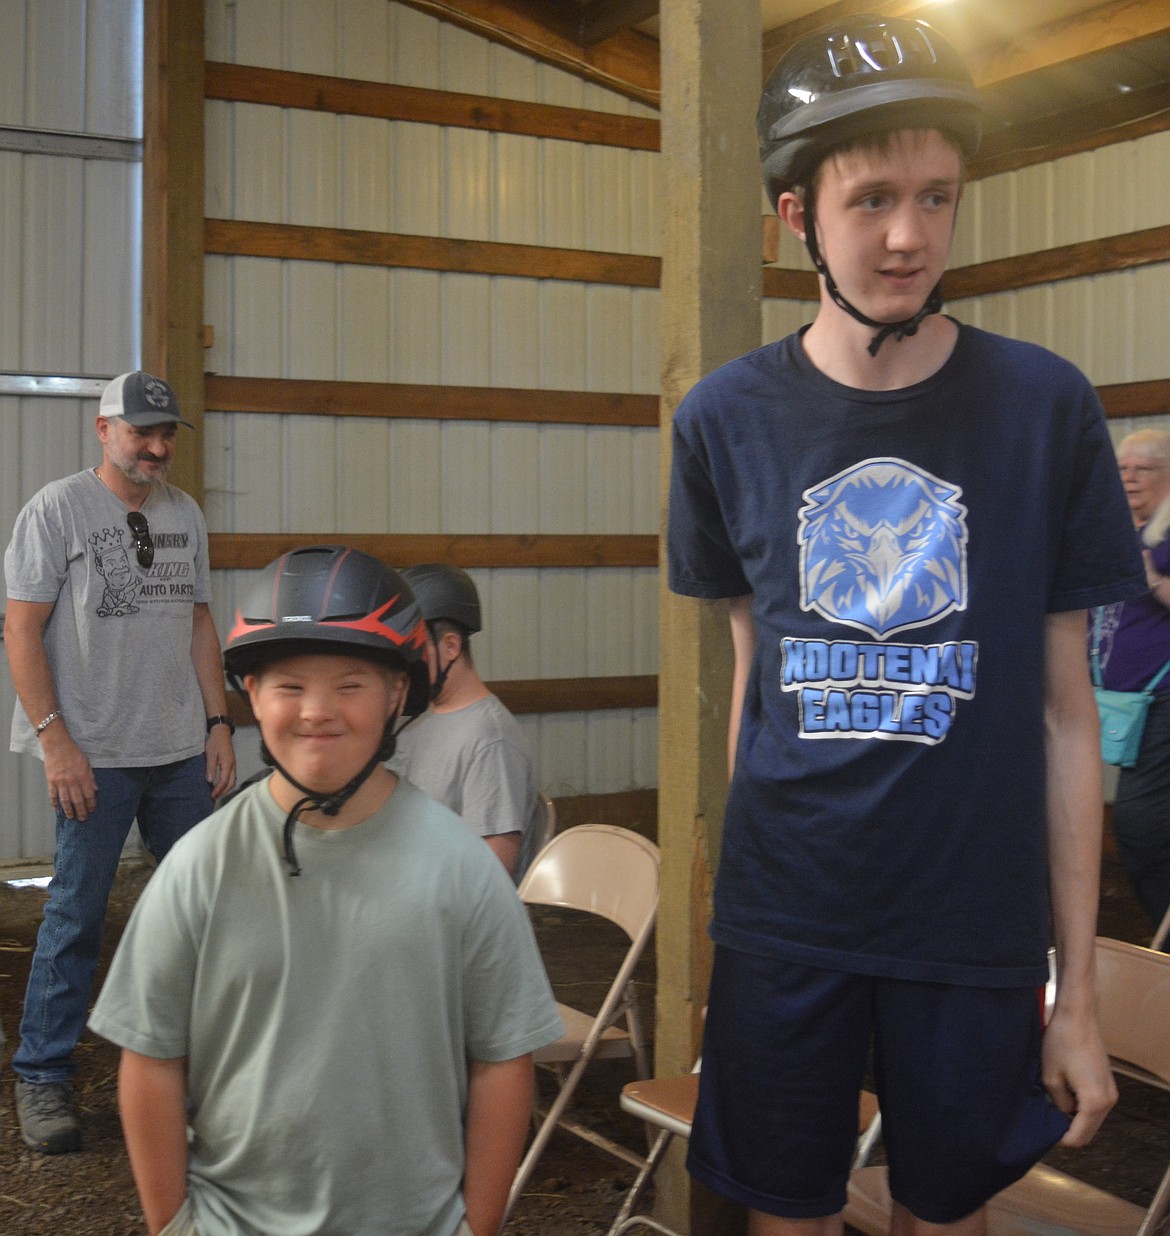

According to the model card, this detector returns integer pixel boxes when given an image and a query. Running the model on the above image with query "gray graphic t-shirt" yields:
[5,469,211,767]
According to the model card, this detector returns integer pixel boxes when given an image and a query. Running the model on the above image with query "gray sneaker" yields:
[14,1080,82,1154]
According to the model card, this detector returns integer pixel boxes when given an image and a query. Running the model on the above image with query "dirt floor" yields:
[0,850,1167,1235]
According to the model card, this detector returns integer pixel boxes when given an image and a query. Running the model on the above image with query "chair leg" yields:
[604,1128,676,1236]
[612,1219,685,1236]
[624,987,651,1081]
[853,1111,882,1169]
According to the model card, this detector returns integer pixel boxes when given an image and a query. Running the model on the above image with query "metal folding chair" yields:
[533,792,557,857]
[606,1067,880,1236]
[506,824,660,1220]
[846,937,1170,1236]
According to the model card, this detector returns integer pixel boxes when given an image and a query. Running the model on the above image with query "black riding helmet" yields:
[757,15,983,355]
[224,545,430,874]
[401,563,483,633]
[402,563,482,702]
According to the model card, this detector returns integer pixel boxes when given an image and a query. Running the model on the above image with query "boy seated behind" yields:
[89,546,562,1236]
[391,564,539,881]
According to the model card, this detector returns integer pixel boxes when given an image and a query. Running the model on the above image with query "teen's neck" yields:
[431,664,492,714]
[801,310,958,392]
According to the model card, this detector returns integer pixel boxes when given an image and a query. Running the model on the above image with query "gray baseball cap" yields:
[99,371,193,428]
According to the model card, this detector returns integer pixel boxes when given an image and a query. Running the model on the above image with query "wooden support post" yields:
[143,0,206,499]
[657,0,762,1228]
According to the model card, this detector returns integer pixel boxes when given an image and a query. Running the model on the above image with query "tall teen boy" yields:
[667,15,1145,1235]
[90,546,562,1236]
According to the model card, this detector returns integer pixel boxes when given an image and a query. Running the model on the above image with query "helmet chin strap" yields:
[261,724,397,876]
[804,206,943,358]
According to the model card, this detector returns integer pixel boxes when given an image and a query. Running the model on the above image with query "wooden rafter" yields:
[965,0,1170,88]
[394,0,660,105]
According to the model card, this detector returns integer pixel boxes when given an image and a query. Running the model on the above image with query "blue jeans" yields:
[13,754,213,1083]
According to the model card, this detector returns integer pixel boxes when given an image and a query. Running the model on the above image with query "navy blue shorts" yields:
[687,946,1071,1223]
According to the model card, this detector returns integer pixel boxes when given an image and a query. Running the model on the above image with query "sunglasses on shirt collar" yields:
[126,511,155,570]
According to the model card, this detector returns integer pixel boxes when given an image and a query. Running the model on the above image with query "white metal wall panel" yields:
[82,159,141,372]
[85,0,143,137]
[197,0,663,798]
[1,396,103,862]
[2,2,143,864]
[26,0,86,132]
[21,156,85,372]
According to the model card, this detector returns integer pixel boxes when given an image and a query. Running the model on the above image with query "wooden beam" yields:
[204,61,659,151]
[944,225,1170,301]
[968,80,1170,180]
[226,674,657,728]
[551,788,658,839]
[205,219,661,288]
[210,532,657,571]
[657,3,760,1219]
[580,0,661,47]
[493,0,660,47]
[205,375,658,427]
[493,674,658,713]
[762,266,819,301]
[394,0,660,105]
[965,0,1170,89]
[142,0,206,499]
[1098,379,1170,420]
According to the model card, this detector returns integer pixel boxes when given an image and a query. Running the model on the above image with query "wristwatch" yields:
[206,714,236,735]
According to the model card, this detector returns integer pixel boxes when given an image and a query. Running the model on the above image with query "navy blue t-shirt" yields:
[668,323,1145,986]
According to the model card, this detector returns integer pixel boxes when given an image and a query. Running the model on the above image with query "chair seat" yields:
[847,1164,1146,1236]
[619,1077,880,1156]
[621,1073,700,1138]
[533,1003,635,1064]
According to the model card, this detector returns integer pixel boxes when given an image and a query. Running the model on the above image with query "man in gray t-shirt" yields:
[390,563,540,881]
[4,372,237,1155]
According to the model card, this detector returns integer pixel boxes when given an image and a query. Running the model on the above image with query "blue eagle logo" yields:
[798,459,968,639]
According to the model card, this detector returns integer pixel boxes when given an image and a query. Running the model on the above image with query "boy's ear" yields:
[386,670,409,720]
[243,673,261,710]
[777,191,806,242]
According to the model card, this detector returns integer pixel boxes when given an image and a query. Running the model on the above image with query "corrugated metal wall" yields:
[0,0,142,863]
[203,0,661,796]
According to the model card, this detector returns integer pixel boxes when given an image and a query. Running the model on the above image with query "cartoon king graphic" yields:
[90,527,141,617]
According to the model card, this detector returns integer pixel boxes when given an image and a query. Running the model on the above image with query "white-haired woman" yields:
[1094,428,1170,944]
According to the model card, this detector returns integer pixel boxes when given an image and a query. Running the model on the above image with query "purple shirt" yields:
[1095,532,1170,692]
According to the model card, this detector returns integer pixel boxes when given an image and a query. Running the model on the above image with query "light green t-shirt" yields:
[90,778,563,1236]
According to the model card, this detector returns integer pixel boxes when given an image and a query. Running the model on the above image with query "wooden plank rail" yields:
[1099,379,1170,420]
[944,225,1170,301]
[205,61,660,150]
[205,373,1165,429]
[207,220,1167,302]
[209,532,658,570]
[205,219,661,288]
[205,375,658,427]
[226,675,657,726]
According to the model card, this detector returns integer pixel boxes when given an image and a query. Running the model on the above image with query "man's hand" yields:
[204,726,237,800]
[40,728,98,821]
[1041,1004,1117,1147]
